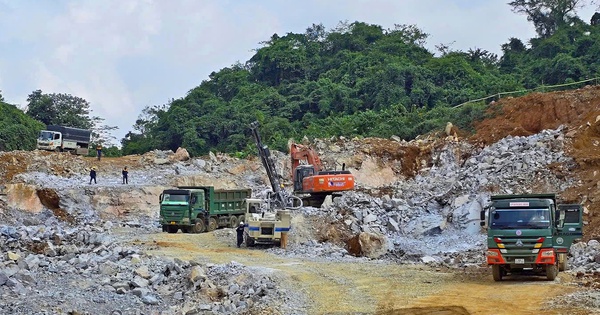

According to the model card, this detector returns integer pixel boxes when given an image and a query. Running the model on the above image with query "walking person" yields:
[236,221,245,248]
[122,166,128,184]
[96,144,102,161]
[89,167,97,184]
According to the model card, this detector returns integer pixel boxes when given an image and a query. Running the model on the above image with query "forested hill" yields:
[118,16,600,156]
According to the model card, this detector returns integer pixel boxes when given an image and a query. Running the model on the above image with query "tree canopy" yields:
[127,13,600,156]
[0,101,44,151]
[26,90,94,129]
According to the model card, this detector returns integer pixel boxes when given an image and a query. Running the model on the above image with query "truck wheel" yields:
[208,218,218,232]
[192,220,205,233]
[238,215,245,224]
[558,253,568,271]
[492,265,503,281]
[229,216,238,228]
[162,225,167,232]
[166,226,178,234]
[181,227,190,233]
[546,264,558,281]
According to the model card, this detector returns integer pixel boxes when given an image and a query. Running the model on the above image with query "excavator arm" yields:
[290,142,324,176]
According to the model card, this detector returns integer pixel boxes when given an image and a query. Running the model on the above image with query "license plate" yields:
[515,258,525,264]
[170,221,176,225]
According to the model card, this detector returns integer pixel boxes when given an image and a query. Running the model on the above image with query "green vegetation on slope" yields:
[124,15,600,156]
[0,101,44,151]
[122,22,516,156]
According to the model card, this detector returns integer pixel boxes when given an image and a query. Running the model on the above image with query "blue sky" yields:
[0,0,597,144]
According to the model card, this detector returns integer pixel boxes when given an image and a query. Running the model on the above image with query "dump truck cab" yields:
[159,188,204,233]
[481,194,582,281]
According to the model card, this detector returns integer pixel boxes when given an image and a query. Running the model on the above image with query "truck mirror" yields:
[556,209,565,228]
[480,221,485,226]
[159,194,163,202]
[480,210,485,221]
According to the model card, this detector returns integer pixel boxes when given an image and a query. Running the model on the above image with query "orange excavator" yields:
[290,141,355,207]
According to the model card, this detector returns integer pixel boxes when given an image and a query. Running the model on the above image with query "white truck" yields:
[37,125,91,155]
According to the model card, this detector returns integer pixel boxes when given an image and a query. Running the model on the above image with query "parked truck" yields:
[37,125,91,155]
[480,194,583,281]
[159,186,251,233]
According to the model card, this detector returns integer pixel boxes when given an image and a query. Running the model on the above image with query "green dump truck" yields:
[480,194,583,281]
[159,186,251,233]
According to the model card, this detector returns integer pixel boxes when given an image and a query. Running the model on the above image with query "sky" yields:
[0,0,597,145]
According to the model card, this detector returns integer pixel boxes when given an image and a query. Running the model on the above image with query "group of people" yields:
[89,166,129,184]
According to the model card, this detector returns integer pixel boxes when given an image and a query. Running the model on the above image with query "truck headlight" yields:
[487,250,499,257]
[541,250,554,257]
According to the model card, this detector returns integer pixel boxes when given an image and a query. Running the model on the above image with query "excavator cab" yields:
[293,165,315,191]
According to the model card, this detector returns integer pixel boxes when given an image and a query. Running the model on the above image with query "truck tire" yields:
[208,218,218,232]
[238,215,246,225]
[558,253,568,271]
[546,264,558,281]
[492,265,503,281]
[166,225,178,234]
[192,220,205,233]
[181,227,190,233]
[229,216,238,228]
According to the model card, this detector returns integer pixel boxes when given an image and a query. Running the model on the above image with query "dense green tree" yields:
[508,0,590,37]
[25,90,94,129]
[0,101,44,151]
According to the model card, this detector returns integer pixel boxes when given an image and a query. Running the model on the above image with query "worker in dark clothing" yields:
[236,221,245,248]
[89,167,97,184]
[96,145,102,161]
[122,166,128,184]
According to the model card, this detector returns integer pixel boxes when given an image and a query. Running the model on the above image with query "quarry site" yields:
[5,86,600,314]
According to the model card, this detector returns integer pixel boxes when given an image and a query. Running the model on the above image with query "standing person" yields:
[122,166,128,184]
[89,167,97,184]
[236,221,245,248]
[96,144,102,161]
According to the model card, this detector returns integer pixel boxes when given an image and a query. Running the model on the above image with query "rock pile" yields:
[0,222,306,314]
[326,127,575,264]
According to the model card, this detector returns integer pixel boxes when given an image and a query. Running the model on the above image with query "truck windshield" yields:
[38,131,53,141]
[490,208,551,229]
[162,194,189,203]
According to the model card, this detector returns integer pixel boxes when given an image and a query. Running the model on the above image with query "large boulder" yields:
[171,147,190,162]
[346,232,389,258]
[402,214,447,236]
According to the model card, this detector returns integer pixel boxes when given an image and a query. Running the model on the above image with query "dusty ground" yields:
[124,229,592,315]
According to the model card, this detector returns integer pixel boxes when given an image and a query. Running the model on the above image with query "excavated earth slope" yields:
[470,85,600,240]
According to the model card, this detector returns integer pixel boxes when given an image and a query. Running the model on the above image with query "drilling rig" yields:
[244,121,301,246]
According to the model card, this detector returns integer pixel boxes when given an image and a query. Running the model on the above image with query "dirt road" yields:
[127,230,591,315]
